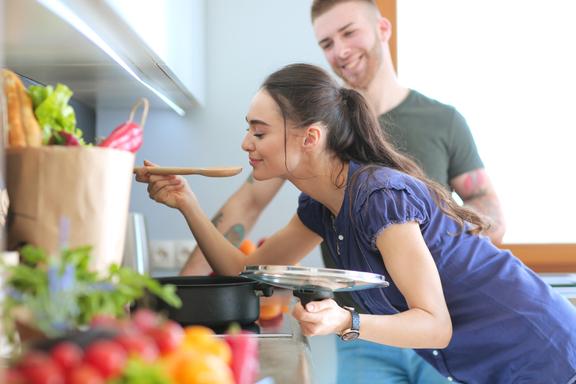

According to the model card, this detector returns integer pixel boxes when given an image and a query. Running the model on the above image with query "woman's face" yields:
[241,89,303,181]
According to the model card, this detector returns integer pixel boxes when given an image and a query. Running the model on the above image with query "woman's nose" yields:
[241,133,253,152]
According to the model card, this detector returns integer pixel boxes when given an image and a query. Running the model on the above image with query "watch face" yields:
[341,330,360,341]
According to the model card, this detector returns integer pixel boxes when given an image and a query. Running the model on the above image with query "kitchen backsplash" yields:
[149,239,197,272]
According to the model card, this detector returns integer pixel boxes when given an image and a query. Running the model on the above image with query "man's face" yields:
[313,1,383,90]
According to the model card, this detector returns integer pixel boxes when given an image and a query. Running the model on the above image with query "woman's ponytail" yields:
[261,63,487,235]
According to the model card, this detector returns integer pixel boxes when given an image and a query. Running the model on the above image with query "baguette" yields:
[2,69,26,147]
[15,74,42,146]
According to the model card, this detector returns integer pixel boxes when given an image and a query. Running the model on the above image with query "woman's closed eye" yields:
[245,128,264,139]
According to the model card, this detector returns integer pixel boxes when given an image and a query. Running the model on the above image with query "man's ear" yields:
[303,125,323,149]
[377,16,392,42]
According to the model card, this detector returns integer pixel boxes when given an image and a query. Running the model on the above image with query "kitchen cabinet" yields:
[2,0,203,116]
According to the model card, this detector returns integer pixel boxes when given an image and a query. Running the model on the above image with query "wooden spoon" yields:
[133,166,242,177]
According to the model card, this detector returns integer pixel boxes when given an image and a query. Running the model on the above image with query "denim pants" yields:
[336,337,450,384]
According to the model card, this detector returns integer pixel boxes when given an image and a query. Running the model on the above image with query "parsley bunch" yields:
[2,245,181,338]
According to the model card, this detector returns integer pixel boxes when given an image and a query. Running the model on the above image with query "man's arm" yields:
[179,174,285,275]
[450,168,506,244]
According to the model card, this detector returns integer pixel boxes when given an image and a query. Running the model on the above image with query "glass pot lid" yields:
[241,265,389,292]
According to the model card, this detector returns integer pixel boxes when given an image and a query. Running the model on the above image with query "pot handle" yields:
[255,282,275,297]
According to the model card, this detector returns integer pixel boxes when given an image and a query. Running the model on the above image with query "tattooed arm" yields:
[450,168,506,244]
[179,175,285,275]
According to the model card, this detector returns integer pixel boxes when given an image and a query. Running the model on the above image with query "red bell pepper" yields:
[99,121,143,153]
[225,327,259,384]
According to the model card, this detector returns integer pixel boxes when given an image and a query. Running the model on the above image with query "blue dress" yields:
[297,161,576,384]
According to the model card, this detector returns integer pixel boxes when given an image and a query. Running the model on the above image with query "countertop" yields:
[258,314,313,384]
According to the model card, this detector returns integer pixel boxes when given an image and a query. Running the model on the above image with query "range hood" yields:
[3,0,200,115]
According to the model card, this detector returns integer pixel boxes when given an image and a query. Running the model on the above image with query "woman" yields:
[136,64,576,383]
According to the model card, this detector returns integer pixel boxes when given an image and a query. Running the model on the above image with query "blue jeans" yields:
[336,337,450,384]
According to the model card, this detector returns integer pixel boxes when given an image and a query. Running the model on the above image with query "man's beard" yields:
[335,37,382,91]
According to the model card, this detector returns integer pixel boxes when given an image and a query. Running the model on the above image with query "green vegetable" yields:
[1,245,181,338]
[109,358,172,384]
[28,83,86,145]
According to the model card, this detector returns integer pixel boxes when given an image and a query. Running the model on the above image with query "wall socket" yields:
[174,240,197,268]
[150,240,176,270]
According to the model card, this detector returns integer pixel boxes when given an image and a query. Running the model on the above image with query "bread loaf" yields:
[2,69,26,147]
[2,69,43,147]
[16,76,42,146]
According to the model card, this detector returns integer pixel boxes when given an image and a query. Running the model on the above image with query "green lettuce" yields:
[28,83,86,145]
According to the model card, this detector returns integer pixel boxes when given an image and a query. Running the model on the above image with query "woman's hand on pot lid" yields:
[292,299,351,337]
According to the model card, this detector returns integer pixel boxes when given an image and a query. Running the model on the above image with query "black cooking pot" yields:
[149,276,274,327]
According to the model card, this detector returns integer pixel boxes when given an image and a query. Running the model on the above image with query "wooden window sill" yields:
[500,243,576,272]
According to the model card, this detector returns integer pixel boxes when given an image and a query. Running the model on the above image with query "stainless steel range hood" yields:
[3,0,200,115]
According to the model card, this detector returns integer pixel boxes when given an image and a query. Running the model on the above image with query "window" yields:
[397,1,576,243]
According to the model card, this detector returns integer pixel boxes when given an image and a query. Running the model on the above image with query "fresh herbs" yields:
[2,245,181,337]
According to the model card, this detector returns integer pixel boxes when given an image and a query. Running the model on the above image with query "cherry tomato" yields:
[147,319,184,355]
[50,341,83,370]
[19,351,65,384]
[115,333,159,362]
[83,339,127,379]
[132,308,159,333]
[66,363,105,384]
[5,367,26,384]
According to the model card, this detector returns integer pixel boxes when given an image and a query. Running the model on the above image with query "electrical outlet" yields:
[150,240,176,270]
[174,240,197,268]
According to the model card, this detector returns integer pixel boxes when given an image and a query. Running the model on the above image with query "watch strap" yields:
[340,306,360,341]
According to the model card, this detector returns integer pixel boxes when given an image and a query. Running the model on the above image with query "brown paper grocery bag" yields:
[6,146,134,273]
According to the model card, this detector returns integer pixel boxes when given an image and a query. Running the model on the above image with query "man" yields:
[181,0,505,382]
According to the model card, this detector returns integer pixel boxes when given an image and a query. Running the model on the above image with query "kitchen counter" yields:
[539,273,576,305]
[258,314,313,384]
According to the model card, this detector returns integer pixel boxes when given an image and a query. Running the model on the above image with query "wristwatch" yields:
[339,306,360,341]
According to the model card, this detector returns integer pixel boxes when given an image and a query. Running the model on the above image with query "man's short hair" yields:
[311,0,378,21]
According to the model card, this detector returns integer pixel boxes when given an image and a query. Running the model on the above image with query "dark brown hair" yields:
[261,63,486,235]
[311,0,378,21]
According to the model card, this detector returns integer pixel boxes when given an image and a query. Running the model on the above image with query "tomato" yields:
[147,320,184,355]
[50,341,83,370]
[258,312,284,327]
[66,363,105,384]
[5,367,26,384]
[132,308,159,333]
[239,239,256,255]
[174,354,234,384]
[115,333,159,362]
[259,303,283,320]
[83,339,127,379]
[183,325,216,345]
[19,351,65,384]
[183,326,231,363]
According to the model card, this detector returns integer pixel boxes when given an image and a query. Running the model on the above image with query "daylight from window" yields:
[398,1,576,243]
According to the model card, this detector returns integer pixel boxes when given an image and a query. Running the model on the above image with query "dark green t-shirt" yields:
[381,89,483,187]
[322,90,484,308]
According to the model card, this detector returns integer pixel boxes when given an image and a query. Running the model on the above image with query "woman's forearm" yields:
[359,309,452,349]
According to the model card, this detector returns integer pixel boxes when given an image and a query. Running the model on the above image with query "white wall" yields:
[98,0,329,258]
[97,4,336,381]
[397,1,576,243]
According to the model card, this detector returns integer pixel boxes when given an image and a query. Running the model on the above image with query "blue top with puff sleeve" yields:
[297,161,576,384]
